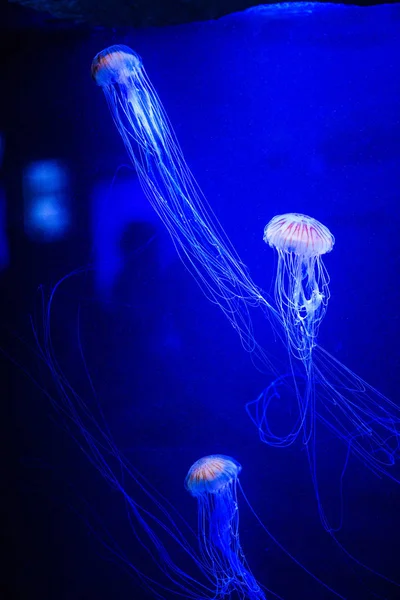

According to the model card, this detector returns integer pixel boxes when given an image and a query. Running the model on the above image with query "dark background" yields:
[1,3,400,599]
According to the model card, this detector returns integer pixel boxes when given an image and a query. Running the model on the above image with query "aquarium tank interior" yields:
[1,1,400,599]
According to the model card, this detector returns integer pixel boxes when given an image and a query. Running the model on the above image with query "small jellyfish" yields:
[263,213,334,363]
[185,455,266,600]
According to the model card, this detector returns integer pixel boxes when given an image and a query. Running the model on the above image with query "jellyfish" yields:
[260,213,334,449]
[91,44,277,368]
[263,213,334,364]
[185,455,265,600]
[257,213,400,534]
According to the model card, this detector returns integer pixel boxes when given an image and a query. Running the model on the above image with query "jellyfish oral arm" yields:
[273,250,330,363]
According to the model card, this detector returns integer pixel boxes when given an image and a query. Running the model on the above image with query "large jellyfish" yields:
[185,455,265,600]
[91,44,276,367]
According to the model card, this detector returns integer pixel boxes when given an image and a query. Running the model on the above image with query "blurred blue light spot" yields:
[23,159,70,241]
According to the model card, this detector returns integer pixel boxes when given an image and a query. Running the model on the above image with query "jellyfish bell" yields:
[264,213,335,258]
[91,45,143,87]
[185,454,242,496]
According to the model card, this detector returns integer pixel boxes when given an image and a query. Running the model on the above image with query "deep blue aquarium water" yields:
[1,3,400,599]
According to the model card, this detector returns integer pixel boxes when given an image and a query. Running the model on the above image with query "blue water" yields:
[2,3,400,599]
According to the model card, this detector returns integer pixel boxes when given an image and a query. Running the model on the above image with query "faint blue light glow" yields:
[23,159,71,240]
